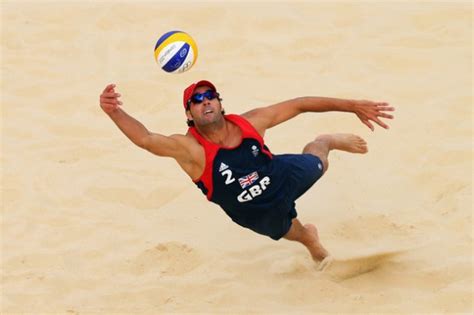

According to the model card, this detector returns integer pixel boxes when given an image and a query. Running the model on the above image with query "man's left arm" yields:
[242,96,395,135]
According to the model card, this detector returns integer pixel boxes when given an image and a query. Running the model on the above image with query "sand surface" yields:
[1,1,472,314]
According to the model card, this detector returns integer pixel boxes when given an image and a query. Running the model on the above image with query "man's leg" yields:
[284,218,329,261]
[288,134,368,261]
[302,133,368,173]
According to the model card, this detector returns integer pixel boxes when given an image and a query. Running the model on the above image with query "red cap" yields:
[183,80,217,109]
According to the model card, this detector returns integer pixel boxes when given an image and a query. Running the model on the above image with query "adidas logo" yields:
[219,162,229,172]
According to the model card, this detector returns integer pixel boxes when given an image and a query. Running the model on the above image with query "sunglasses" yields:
[188,89,219,105]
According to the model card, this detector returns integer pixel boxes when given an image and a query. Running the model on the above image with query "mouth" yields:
[204,109,213,115]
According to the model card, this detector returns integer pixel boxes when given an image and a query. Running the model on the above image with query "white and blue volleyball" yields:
[154,30,198,74]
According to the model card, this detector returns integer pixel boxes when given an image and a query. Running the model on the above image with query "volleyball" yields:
[154,30,198,74]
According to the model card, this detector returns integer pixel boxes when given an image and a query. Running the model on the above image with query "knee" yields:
[319,156,329,174]
[303,142,329,173]
[303,137,330,174]
[303,139,326,156]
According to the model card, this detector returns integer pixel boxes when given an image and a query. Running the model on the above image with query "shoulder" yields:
[240,108,263,121]
[240,108,270,137]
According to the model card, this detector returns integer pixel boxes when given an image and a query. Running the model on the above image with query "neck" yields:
[195,116,229,145]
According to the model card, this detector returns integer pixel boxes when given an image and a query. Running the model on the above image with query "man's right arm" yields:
[99,83,187,158]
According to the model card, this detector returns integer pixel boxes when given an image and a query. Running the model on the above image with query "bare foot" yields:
[319,134,368,154]
[303,224,329,262]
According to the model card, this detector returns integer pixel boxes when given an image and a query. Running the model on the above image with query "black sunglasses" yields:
[188,89,219,105]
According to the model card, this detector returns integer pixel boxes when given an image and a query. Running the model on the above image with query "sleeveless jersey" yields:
[189,114,293,223]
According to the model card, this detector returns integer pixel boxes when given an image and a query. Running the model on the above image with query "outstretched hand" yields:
[352,100,395,131]
[100,83,122,115]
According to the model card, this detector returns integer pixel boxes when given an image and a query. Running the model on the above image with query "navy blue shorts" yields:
[243,154,325,240]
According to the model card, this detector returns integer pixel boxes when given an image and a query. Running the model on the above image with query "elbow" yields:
[284,97,305,115]
[295,97,310,113]
[138,135,167,157]
[136,135,150,150]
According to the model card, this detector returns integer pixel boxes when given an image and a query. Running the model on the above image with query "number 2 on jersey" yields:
[221,169,235,185]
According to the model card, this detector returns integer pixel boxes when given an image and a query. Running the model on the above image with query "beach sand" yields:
[1,1,472,313]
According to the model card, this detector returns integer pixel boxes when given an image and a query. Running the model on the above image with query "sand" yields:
[1,1,472,314]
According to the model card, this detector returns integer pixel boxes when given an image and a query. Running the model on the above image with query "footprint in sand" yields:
[318,249,406,280]
[131,242,201,276]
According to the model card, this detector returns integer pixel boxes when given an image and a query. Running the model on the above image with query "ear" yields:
[185,109,193,121]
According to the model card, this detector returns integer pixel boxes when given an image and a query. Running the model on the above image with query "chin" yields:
[200,115,223,126]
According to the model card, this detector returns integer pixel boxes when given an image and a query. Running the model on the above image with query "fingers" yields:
[376,103,395,111]
[378,106,395,112]
[363,115,390,130]
[102,83,116,94]
[100,84,121,103]
[102,92,122,99]
[100,88,122,105]
[362,119,374,131]
[372,117,389,129]
[374,102,395,120]
[100,95,122,105]
[101,99,122,107]
[357,100,393,130]
[100,84,122,114]
[378,112,394,119]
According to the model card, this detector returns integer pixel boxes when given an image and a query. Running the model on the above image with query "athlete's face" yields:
[186,85,223,127]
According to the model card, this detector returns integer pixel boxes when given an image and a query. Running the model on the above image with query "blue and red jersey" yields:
[189,115,288,224]
[188,114,324,239]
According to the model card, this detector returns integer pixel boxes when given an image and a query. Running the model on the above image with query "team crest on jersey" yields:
[251,145,259,157]
[219,162,229,172]
[238,171,259,189]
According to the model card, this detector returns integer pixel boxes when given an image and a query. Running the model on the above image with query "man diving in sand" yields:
[99,80,394,262]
